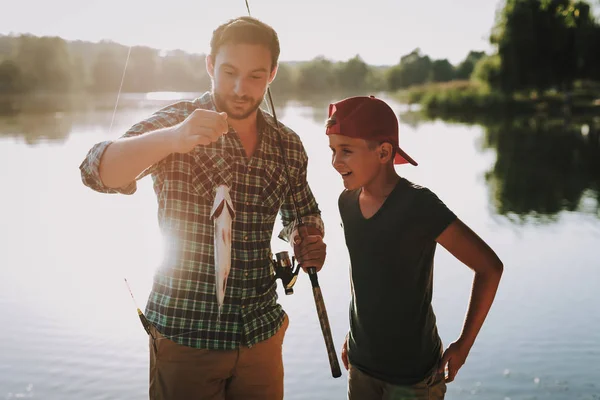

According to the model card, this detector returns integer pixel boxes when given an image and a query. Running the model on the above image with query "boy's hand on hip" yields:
[438,340,471,383]
[292,225,326,272]
[341,335,349,370]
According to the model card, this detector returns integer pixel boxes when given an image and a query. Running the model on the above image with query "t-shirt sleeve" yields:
[417,188,457,242]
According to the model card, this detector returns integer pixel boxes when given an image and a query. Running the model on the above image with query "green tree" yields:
[296,56,337,93]
[91,49,127,93]
[157,50,210,92]
[0,60,24,93]
[455,51,486,80]
[490,0,599,93]
[385,64,404,91]
[0,35,14,58]
[571,2,600,81]
[586,26,600,80]
[430,59,455,82]
[123,46,159,92]
[365,66,388,91]
[14,35,74,92]
[471,55,502,88]
[70,55,87,92]
[270,62,295,94]
[386,49,432,90]
[336,55,369,90]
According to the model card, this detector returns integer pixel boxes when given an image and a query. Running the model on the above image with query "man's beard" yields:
[213,90,264,120]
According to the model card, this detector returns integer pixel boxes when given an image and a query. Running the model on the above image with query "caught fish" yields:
[210,184,235,320]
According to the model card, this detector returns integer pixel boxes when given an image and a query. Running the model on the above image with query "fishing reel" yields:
[270,251,301,295]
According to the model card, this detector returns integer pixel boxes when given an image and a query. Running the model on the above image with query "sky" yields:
[1,0,504,66]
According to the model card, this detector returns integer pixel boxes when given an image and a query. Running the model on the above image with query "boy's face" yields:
[207,43,277,120]
[329,134,383,190]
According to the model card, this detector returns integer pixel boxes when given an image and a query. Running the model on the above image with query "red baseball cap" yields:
[325,95,417,166]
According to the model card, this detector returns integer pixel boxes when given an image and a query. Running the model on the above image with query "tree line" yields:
[1,0,599,97]
[0,34,487,95]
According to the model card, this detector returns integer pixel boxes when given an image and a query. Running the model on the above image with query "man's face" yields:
[207,43,277,120]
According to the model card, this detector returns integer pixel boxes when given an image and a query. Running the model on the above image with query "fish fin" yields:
[225,199,236,219]
[222,277,228,294]
[210,199,225,220]
[211,184,234,219]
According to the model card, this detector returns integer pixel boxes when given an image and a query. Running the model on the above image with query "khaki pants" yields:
[348,364,447,400]
[149,314,289,400]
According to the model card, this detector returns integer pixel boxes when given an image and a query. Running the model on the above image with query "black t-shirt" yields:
[338,177,457,385]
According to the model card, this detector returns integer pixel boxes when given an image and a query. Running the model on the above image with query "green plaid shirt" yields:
[79,92,324,350]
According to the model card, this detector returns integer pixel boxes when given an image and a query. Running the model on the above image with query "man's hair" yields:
[210,16,280,71]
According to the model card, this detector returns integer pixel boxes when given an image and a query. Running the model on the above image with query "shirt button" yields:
[241,305,246,309]
[244,235,249,241]
[245,201,250,206]
[244,272,249,277]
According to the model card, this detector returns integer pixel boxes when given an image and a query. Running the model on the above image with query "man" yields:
[79,16,326,400]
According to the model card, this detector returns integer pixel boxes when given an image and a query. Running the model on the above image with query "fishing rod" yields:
[244,0,342,379]
[124,279,153,336]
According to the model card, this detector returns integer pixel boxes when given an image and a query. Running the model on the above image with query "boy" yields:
[326,96,503,400]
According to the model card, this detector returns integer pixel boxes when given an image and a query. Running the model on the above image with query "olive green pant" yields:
[348,364,447,400]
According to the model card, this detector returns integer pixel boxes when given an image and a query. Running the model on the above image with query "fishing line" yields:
[108,46,132,135]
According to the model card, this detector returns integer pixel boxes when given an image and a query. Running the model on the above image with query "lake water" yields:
[1,92,599,400]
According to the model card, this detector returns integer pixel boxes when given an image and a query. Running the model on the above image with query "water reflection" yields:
[0,92,292,145]
[482,116,600,222]
[0,113,73,145]
[403,110,600,222]
[2,93,599,222]
[0,92,371,146]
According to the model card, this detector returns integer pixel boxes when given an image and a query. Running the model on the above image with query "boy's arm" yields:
[435,218,504,382]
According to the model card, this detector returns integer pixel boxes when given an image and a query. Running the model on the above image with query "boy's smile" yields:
[329,134,382,191]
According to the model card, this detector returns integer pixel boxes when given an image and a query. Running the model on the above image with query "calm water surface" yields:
[1,93,599,399]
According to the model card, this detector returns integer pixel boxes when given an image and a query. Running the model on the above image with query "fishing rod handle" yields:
[310,273,342,378]
[307,266,320,287]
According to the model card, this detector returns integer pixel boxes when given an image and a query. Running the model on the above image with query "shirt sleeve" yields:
[78,103,186,195]
[277,139,324,242]
[418,187,457,242]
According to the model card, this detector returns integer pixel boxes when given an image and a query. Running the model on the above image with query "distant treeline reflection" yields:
[1,95,597,223]
[404,110,600,222]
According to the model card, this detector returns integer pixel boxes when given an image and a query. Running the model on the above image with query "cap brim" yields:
[394,146,418,166]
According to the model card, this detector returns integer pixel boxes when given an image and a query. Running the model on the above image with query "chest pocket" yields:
[190,149,234,204]
[260,161,289,214]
